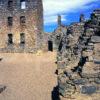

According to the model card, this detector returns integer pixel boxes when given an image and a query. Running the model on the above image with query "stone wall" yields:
[55,9,100,99]
[0,0,43,53]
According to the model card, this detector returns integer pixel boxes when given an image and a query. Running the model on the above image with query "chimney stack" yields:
[80,14,85,22]
[58,15,61,26]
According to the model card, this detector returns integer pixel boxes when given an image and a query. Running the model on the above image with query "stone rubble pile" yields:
[0,85,6,94]
[55,9,100,99]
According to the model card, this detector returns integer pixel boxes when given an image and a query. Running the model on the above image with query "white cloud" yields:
[43,0,99,25]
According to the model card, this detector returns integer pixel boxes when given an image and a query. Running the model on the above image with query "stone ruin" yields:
[0,0,44,53]
[54,9,100,99]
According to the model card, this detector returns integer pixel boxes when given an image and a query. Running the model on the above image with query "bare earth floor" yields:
[0,52,57,100]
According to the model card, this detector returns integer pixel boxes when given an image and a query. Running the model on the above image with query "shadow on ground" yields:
[51,86,60,100]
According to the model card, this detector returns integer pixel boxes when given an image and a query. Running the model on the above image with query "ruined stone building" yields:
[0,0,43,53]
[51,9,100,99]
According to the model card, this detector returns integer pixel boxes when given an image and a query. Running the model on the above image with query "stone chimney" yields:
[58,15,61,26]
[80,14,85,22]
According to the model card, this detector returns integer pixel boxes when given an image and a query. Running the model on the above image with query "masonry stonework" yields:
[0,0,43,53]
[51,9,100,99]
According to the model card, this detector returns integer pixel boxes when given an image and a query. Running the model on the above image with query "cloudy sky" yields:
[43,0,100,32]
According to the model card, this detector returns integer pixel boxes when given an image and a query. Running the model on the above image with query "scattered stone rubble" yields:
[0,85,6,94]
[0,58,3,61]
[55,9,100,99]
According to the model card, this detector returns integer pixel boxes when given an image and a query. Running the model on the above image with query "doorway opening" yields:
[48,41,53,51]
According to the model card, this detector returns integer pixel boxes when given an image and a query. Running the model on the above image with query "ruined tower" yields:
[58,15,61,26]
[0,0,43,53]
[80,14,85,22]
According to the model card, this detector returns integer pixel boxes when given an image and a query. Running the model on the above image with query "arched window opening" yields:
[20,16,26,24]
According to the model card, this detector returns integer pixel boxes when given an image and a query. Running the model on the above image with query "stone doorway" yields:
[48,41,53,51]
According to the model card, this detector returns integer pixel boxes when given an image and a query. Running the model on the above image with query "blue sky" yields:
[43,0,100,32]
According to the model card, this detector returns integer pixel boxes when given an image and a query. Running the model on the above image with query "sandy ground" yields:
[0,52,57,100]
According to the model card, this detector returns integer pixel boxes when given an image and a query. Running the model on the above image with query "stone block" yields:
[81,85,97,95]
[73,79,87,85]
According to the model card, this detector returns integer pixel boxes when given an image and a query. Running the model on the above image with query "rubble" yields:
[0,58,3,61]
[91,36,100,43]
[0,85,6,93]
[54,9,100,99]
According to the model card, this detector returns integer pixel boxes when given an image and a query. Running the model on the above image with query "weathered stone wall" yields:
[55,9,100,99]
[0,0,43,53]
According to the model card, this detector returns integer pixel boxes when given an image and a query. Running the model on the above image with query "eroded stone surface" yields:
[55,9,100,99]
[0,0,44,53]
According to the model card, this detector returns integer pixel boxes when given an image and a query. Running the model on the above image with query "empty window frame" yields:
[8,34,13,44]
[8,17,13,26]
[20,16,26,24]
[8,0,13,9]
[20,0,26,9]
[20,33,25,45]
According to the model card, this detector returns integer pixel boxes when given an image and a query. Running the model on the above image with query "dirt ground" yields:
[60,93,100,100]
[0,52,57,100]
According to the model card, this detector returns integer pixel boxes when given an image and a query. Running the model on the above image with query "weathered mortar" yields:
[0,0,43,53]
[52,9,100,99]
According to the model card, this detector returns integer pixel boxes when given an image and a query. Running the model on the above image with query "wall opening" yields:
[20,16,26,25]
[8,17,13,26]
[20,33,25,46]
[95,30,100,36]
[48,41,53,51]
[8,0,13,9]
[20,0,26,9]
[8,34,13,45]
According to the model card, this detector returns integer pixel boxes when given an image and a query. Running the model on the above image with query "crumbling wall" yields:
[56,9,100,99]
